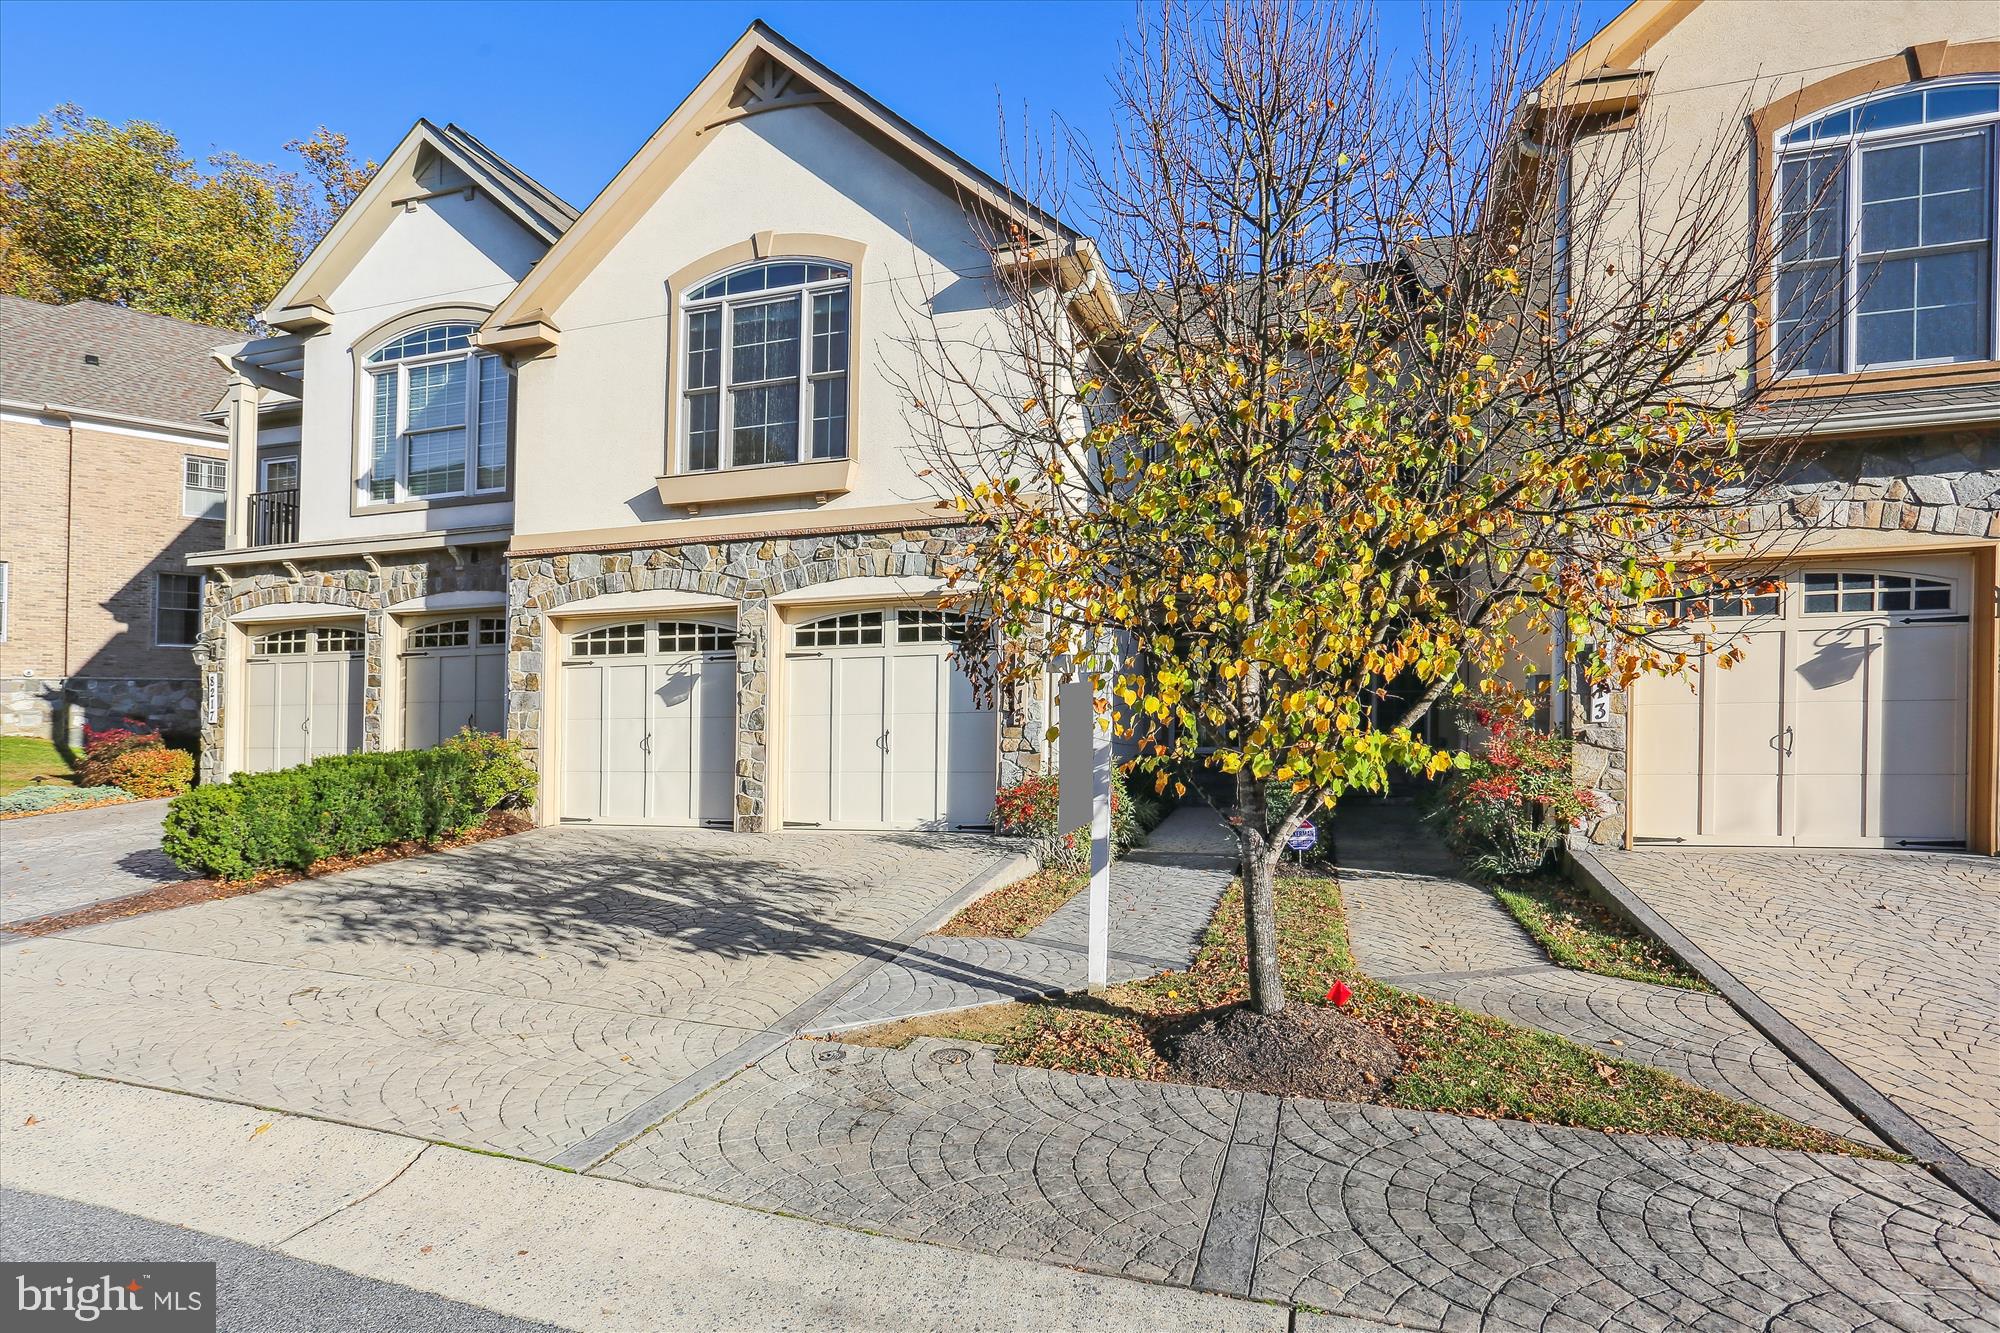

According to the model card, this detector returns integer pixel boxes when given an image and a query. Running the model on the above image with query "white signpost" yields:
[1058,677,1113,990]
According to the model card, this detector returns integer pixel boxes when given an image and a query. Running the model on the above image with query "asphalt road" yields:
[1,1189,558,1333]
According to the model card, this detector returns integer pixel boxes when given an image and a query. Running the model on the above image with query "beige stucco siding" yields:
[294,190,544,545]
[513,103,1006,536]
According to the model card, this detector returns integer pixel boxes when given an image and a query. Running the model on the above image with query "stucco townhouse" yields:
[1533,0,2000,855]
[195,23,1111,831]
[0,295,238,742]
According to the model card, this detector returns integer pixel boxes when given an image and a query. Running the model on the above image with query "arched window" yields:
[681,260,850,472]
[362,320,511,503]
[1775,78,1998,376]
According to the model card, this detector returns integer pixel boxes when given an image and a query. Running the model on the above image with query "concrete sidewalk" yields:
[808,805,1238,1032]
[0,1063,1313,1332]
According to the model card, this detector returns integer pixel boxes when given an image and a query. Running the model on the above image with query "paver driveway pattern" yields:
[1334,802,1875,1141]
[1,800,179,926]
[1598,845,2000,1176]
[600,1037,2000,1330]
[0,824,1018,1162]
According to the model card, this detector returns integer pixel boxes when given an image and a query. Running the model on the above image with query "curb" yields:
[1564,841,2000,1223]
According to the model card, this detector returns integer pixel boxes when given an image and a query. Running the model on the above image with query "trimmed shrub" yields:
[436,729,537,810]
[0,784,133,816]
[994,768,1140,870]
[1430,709,1601,876]
[104,746,194,799]
[162,745,517,880]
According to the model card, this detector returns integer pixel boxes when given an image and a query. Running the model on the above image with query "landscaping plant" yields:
[993,769,1139,871]
[103,745,195,800]
[76,721,163,787]
[162,739,533,881]
[1432,710,1599,876]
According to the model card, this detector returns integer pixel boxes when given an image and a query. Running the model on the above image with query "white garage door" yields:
[784,608,998,831]
[243,625,364,773]
[1630,558,1971,848]
[402,616,506,749]
[559,620,736,826]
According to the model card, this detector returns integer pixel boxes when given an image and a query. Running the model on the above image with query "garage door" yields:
[402,615,506,749]
[243,625,364,773]
[559,620,736,826]
[1630,558,1970,848]
[784,608,998,830]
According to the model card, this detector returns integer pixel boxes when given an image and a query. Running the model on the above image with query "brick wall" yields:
[0,413,228,737]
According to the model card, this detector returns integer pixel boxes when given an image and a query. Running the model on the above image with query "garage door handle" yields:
[1778,725,1793,757]
[878,731,890,752]
[640,733,652,754]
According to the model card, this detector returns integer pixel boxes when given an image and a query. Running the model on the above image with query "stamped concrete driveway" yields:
[1,800,180,926]
[1597,845,2000,1175]
[0,824,1018,1165]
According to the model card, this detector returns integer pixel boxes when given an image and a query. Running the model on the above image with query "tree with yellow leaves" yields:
[903,1,1823,1017]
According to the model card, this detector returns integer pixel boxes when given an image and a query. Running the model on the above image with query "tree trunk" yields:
[1235,767,1287,1016]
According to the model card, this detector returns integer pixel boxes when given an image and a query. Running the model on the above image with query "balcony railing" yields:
[248,488,299,546]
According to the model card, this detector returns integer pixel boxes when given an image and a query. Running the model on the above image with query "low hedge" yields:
[163,731,536,880]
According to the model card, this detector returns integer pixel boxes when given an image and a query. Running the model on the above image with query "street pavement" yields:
[2,1190,558,1333]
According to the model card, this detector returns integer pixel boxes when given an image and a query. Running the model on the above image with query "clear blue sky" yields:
[0,0,1622,213]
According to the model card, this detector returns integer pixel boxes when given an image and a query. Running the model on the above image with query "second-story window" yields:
[681,260,851,472]
[363,321,511,504]
[1775,78,1998,376]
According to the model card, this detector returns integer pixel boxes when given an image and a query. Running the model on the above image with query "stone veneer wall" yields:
[193,547,507,782]
[1,676,200,744]
[508,525,1045,832]
[1574,426,2000,845]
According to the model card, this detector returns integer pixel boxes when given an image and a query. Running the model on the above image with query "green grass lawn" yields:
[1491,875,1709,990]
[847,873,1887,1157]
[0,736,79,797]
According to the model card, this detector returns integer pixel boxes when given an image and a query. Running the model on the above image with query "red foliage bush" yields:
[78,720,164,788]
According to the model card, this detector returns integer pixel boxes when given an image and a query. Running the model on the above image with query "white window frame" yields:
[362,323,511,506]
[1773,78,2000,378]
[153,571,204,648]
[182,455,227,520]
[680,261,852,474]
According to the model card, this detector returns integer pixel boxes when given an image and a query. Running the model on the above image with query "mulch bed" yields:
[2,810,533,937]
[1159,1002,1402,1101]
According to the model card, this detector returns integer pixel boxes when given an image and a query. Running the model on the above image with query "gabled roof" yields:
[483,21,1077,348]
[262,119,575,332]
[0,294,233,432]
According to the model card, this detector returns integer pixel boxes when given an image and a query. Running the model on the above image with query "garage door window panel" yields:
[1802,571,1952,614]
[573,623,648,657]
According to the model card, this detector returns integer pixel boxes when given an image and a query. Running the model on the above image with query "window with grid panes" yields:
[681,261,850,471]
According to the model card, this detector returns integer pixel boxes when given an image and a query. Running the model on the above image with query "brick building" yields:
[0,295,238,740]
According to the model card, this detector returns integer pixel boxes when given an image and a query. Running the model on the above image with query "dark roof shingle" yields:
[0,294,234,430]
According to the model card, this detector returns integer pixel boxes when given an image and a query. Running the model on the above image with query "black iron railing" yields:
[248,488,299,546]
